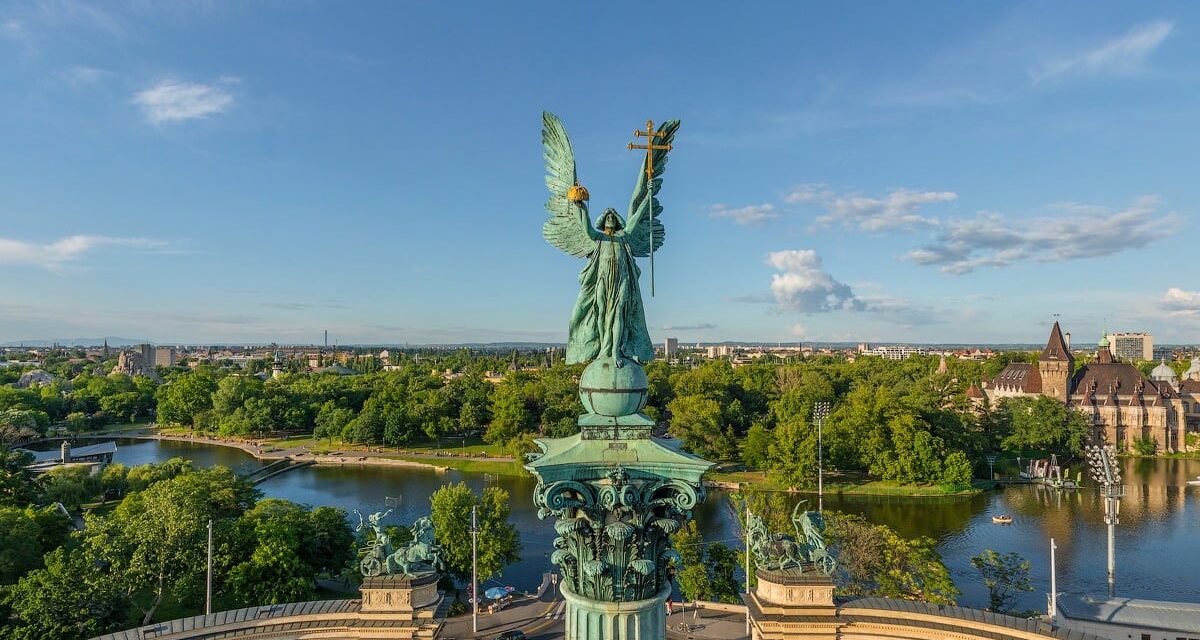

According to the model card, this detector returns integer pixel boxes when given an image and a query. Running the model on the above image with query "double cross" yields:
[627,119,672,296]
[627,119,672,183]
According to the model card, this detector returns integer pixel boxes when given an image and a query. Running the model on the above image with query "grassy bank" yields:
[387,455,527,477]
[706,470,987,497]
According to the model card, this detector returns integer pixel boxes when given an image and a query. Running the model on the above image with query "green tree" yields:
[314,402,355,442]
[2,546,133,640]
[0,448,41,507]
[825,512,958,604]
[941,450,974,489]
[667,395,737,459]
[429,482,520,583]
[1000,396,1089,456]
[0,505,71,585]
[41,465,100,510]
[485,385,534,445]
[87,467,259,624]
[970,550,1033,614]
[155,371,217,426]
[740,423,773,470]
[765,416,817,489]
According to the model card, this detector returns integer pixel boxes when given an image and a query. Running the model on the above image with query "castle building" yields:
[982,322,1189,453]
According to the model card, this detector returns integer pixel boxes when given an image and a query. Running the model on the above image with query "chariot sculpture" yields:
[355,510,444,578]
[747,502,836,575]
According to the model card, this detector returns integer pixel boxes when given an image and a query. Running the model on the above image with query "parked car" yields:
[495,630,526,640]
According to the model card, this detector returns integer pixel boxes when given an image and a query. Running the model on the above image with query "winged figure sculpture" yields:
[541,111,680,367]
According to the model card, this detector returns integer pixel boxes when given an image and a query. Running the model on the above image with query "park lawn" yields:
[706,470,984,497]
[387,455,527,477]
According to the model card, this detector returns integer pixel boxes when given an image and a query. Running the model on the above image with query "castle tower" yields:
[1038,321,1075,402]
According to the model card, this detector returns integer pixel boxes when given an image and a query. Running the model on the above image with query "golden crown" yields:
[568,183,590,203]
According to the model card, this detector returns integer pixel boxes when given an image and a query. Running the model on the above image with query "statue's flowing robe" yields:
[567,223,653,365]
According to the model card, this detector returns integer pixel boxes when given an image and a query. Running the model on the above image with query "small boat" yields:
[992,515,1013,524]
[1187,476,1200,486]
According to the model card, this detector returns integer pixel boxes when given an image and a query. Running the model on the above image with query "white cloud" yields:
[709,203,779,226]
[62,65,111,86]
[766,250,863,313]
[787,184,956,232]
[1032,21,1174,83]
[904,195,1172,274]
[0,235,167,273]
[1161,288,1200,317]
[790,323,807,338]
[133,80,234,124]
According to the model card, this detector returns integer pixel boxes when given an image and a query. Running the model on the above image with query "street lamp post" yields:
[812,401,832,512]
[1086,444,1123,597]
[471,505,479,634]
[205,519,213,616]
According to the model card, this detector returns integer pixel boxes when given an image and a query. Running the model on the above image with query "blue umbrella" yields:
[484,586,514,600]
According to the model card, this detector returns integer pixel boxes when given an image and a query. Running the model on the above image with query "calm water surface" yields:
[106,438,1200,611]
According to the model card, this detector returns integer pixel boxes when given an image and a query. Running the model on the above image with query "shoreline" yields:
[57,429,987,494]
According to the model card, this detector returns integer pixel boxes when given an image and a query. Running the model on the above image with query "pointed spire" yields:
[1041,322,1072,361]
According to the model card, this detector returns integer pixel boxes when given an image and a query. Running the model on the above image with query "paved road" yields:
[439,574,565,640]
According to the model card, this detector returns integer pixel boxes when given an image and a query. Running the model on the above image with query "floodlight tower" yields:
[812,401,832,512]
[1086,444,1123,597]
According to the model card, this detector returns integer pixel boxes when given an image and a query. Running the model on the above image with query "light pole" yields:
[812,401,831,512]
[1048,538,1058,619]
[744,503,752,636]
[471,505,479,634]
[205,519,213,616]
[1086,444,1123,597]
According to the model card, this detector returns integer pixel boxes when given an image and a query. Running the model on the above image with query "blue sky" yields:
[1,1,1198,345]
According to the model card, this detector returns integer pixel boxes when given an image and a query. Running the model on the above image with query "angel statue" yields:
[541,111,679,367]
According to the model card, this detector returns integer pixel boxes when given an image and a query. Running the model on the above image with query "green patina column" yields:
[529,112,713,639]
[525,356,712,640]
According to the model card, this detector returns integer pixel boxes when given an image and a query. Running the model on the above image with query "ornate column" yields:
[526,356,713,640]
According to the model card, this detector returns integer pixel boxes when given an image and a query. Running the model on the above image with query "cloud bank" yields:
[787,184,956,231]
[134,80,233,123]
[903,196,1171,274]
[0,235,167,272]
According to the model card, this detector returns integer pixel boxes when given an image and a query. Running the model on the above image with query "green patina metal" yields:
[747,502,837,576]
[541,111,677,367]
[528,112,713,630]
[354,510,445,578]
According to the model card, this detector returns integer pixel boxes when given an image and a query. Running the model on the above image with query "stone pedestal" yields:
[359,573,440,616]
[562,582,669,640]
[746,570,838,640]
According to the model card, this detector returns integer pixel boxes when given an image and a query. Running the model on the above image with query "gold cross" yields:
[627,119,672,183]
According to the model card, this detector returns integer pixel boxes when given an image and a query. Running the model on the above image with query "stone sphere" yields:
[579,357,648,417]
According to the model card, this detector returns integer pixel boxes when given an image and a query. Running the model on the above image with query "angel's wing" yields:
[625,119,680,258]
[542,112,594,258]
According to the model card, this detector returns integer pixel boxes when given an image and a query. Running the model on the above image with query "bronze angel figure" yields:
[541,111,679,367]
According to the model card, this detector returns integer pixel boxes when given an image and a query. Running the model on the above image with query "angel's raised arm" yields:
[625,119,679,258]
[542,112,598,257]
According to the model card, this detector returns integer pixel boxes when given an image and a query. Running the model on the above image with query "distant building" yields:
[983,323,1187,452]
[861,345,926,360]
[705,345,733,359]
[154,346,177,367]
[663,337,678,359]
[137,343,154,368]
[1107,332,1152,362]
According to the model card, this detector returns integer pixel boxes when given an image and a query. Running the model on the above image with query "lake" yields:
[105,438,1200,612]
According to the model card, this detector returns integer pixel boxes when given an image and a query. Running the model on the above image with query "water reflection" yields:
[108,439,1200,611]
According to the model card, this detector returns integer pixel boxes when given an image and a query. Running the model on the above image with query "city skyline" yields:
[2,2,1199,345]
